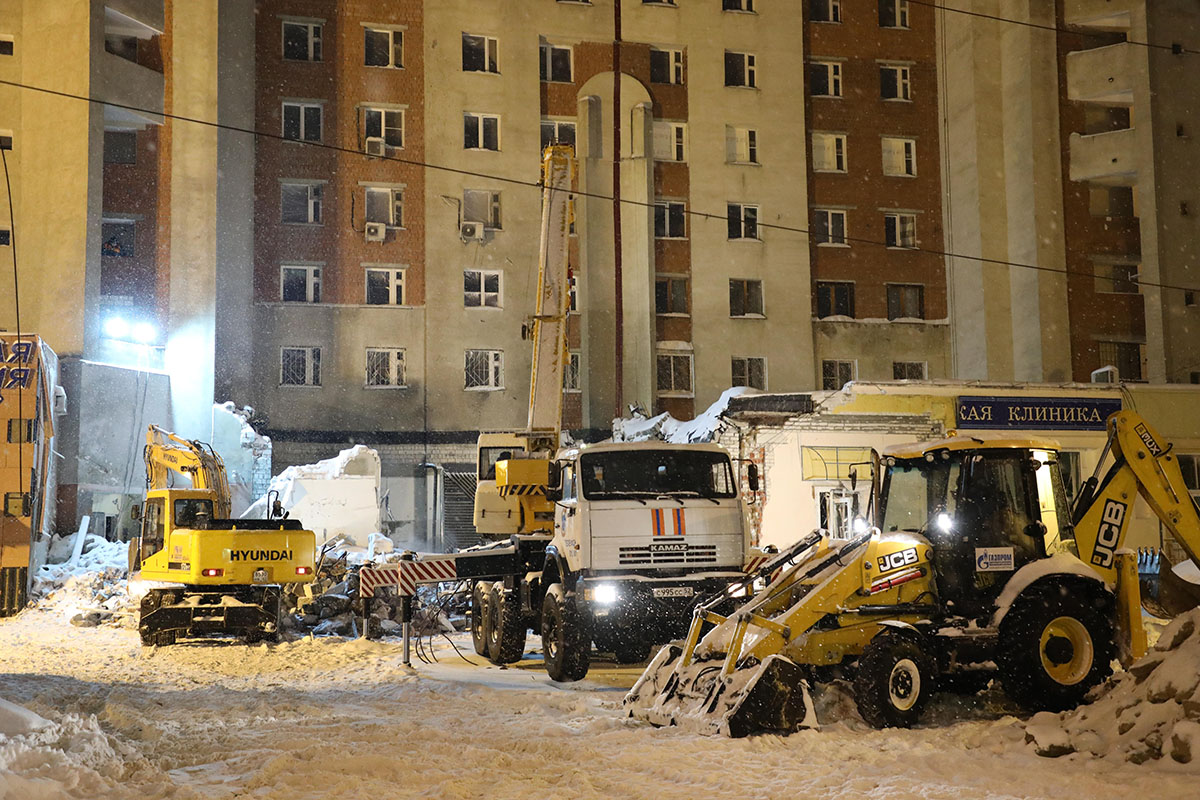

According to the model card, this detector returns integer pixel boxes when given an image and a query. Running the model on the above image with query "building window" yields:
[462,33,499,73]
[464,190,502,229]
[464,269,502,308]
[810,62,842,98]
[103,131,137,164]
[656,277,688,315]
[884,213,916,248]
[727,203,760,240]
[0,230,9,247]
[822,359,855,390]
[880,64,912,100]
[281,347,321,386]
[887,283,925,319]
[813,209,847,245]
[879,0,910,29]
[644,0,678,5]
[541,120,577,151]
[655,201,686,239]
[281,183,322,225]
[656,353,693,395]
[366,348,406,387]
[101,220,135,257]
[723,0,756,10]
[654,122,687,162]
[1094,262,1140,294]
[816,281,854,318]
[464,113,500,151]
[282,21,322,62]
[729,279,764,317]
[731,357,766,390]
[724,52,757,88]
[726,126,759,164]
[650,48,684,84]
[893,361,927,380]
[0,38,12,57]
[465,349,503,389]
[282,101,322,143]
[363,107,404,149]
[365,27,403,68]
[882,137,917,176]
[365,187,403,227]
[564,352,581,391]
[540,42,573,82]
[281,265,321,303]
[1097,340,1144,381]
[812,0,842,23]
[812,132,847,172]
[365,267,405,305]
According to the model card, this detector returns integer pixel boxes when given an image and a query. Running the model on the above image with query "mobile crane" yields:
[130,425,316,645]
[626,410,1200,735]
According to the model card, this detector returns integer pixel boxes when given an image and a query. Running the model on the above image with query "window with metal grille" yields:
[281,347,320,386]
[727,204,759,240]
[365,268,405,305]
[729,279,764,317]
[366,348,405,387]
[564,352,581,391]
[731,357,766,390]
[656,353,693,394]
[816,281,854,318]
[366,27,403,68]
[283,21,322,61]
[887,284,924,319]
[1097,340,1144,381]
[465,349,503,389]
[822,359,855,390]
[656,277,688,315]
[892,361,926,380]
[464,270,501,308]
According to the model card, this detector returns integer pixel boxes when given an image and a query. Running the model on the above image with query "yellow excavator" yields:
[625,410,1200,735]
[130,425,316,645]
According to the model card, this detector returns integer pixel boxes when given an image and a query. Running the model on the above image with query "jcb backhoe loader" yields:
[625,410,1200,735]
[130,425,316,645]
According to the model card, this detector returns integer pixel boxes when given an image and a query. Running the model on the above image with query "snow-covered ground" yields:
[0,602,1196,800]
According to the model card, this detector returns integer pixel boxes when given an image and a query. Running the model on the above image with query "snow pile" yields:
[614,387,757,443]
[31,535,133,625]
[243,445,384,551]
[1025,608,1200,766]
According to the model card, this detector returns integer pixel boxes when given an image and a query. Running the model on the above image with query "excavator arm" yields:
[144,425,232,519]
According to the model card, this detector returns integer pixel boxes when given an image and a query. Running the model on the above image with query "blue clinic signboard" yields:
[956,396,1122,431]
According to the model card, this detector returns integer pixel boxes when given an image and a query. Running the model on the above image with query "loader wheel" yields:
[854,629,937,729]
[997,583,1114,712]
[487,583,527,664]
[470,581,491,657]
[541,583,590,682]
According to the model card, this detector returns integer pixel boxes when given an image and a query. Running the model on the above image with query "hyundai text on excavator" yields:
[625,410,1200,735]
[130,425,316,645]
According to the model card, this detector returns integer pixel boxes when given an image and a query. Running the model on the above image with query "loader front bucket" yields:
[624,647,817,737]
[1139,548,1200,618]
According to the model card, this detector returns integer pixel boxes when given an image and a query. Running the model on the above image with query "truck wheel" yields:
[854,629,937,728]
[541,583,590,682]
[997,583,1114,712]
[612,631,651,665]
[487,583,527,664]
[470,581,491,656]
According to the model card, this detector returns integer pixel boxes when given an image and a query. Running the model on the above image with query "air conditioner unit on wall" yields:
[365,137,386,157]
[1091,365,1119,384]
[460,221,485,242]
[365,222,387,242]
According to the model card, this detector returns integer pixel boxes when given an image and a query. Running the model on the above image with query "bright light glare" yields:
[132,321,157,344]
[936,512,953,532]
[593,583,619,605]
[104,317,129,339]
[852,517,869,534]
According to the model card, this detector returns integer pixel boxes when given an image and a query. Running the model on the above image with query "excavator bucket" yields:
[1138,548,1200,618]
[626,644,817,737]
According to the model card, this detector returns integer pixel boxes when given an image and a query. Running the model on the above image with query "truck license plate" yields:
[652,586,694,599]
[252,568,269,583]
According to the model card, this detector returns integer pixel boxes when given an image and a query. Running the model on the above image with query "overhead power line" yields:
[0,75,1195,296]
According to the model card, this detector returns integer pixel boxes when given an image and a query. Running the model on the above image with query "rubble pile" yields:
[32,535,135,629]
[1025,608,1200,767]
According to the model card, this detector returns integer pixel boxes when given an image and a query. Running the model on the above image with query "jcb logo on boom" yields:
[877,547,918,573]
[1091,500,1127,568]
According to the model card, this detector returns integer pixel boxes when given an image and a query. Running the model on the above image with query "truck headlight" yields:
[592,583,619,605]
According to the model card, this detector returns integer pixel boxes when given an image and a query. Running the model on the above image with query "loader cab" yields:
[879,439,1074,617]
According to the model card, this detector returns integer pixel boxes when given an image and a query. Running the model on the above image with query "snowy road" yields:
[0,607,1195,799]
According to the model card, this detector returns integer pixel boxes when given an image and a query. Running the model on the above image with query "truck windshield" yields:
[879,458,960,533]
[579,450,737,500]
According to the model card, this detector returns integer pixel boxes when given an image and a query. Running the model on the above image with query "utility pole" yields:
[612,0,624,420]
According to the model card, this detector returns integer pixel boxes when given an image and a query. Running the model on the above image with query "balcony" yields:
[1069,127,1138,186]
[1067,43,1135,105]
[1063,0,1134,31]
